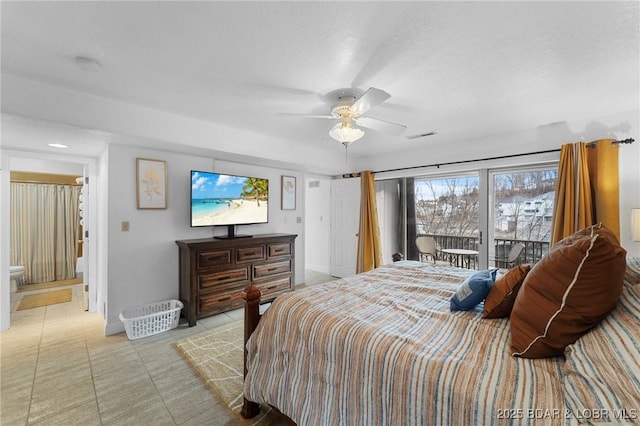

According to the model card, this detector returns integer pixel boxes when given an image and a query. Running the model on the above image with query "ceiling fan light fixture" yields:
[329,121,364,144]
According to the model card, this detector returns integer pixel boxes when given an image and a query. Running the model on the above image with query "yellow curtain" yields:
[550,139,620,245]
[356,171,382,273]
[550,143,592,244]
[587,139,620,241]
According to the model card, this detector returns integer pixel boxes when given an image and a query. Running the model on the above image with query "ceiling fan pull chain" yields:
[344,142,349,165]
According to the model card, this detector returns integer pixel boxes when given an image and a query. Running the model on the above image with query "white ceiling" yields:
[1,1,639,173]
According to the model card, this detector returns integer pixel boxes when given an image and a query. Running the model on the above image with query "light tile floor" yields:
[1,270,334,425]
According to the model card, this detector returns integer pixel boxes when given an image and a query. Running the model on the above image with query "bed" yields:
[242,226,640,425]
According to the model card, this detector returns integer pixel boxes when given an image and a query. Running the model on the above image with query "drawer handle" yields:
[208,255,226,262]
[266,285,277,290]
[267,267,278,272]
[218,296,231,302]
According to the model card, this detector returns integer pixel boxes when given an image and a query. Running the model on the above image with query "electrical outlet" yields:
[296,217,302,224]
[121,221,130,231]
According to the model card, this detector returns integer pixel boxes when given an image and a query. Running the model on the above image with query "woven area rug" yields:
[17,288,72,310]
[175,321,279,425]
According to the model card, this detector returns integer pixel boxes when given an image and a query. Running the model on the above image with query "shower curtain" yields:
[10,182,81,284]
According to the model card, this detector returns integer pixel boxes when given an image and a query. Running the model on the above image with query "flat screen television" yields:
[190,170,269,238]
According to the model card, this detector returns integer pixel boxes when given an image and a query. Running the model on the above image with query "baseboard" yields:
[105,320,125,337]
[305,264,329,274]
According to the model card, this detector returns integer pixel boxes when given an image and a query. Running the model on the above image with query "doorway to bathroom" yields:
[2,152,98,331]
[10,169,83,289]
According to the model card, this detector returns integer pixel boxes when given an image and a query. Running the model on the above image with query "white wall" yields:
[10,158,84,175]
[105,144,306,335]
[0,151,9,330]
[3,75,344,175]
[96,150,109,318]
[304,176,331,273]
[618,129,640,257]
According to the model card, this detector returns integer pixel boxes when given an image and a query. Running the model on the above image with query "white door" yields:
[330,177,360,277]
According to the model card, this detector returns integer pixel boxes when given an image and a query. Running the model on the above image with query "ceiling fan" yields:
[277,87,407,147]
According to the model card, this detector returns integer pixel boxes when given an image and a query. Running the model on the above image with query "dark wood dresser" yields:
[176,234,297,326]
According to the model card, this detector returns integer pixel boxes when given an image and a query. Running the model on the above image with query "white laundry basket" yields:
[119,299,183,340]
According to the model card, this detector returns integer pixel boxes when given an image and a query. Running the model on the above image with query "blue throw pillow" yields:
[451,269,497,311]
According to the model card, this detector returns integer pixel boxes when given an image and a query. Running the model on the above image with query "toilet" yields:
[9,266,24,293]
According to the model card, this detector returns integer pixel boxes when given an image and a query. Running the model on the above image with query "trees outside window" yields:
[493,170,557,242]
[415,175,479,238]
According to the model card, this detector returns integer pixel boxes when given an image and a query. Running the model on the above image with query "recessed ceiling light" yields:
[74,56,101,72]
[48,143,68,149]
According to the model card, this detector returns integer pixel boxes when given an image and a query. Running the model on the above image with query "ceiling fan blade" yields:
[276,112,336,119]
[355,116,406,136]
[349,87,391,116]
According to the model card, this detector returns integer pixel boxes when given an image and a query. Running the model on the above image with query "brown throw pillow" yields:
[483,264,531,319]
[510,224,626,358]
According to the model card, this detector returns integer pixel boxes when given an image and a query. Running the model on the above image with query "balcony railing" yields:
[417,234,550,269]
[493,238,550,266]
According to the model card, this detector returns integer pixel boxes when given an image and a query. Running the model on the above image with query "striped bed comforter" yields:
[244,260,640,425]
[563,257,640,423]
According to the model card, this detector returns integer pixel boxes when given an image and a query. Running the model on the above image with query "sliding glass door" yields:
[412,173,480,269]
[391,163,558,270]
[489,167,557,267]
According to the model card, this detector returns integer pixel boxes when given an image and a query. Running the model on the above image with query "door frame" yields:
[0,149,100,331]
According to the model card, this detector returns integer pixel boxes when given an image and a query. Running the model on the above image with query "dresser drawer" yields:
[253,260,291,279]
[197,249,232,268]
[197,291,245,316]
[197,267,249,290]
[255,275,292,298]
[268,242,291,259]
[237,245,266,263]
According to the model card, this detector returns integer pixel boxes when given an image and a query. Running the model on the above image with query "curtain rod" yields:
[374,148,560,174]
[585,137,635,148]
[374,138,635,175]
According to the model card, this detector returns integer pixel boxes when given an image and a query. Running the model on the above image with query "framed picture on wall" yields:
[136,158,167,209]
[281,175,296,210]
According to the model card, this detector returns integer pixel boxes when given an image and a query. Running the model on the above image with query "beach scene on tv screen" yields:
[191,172,268,226]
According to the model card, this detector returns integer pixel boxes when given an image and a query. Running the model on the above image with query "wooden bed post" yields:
[242,284,262,419]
